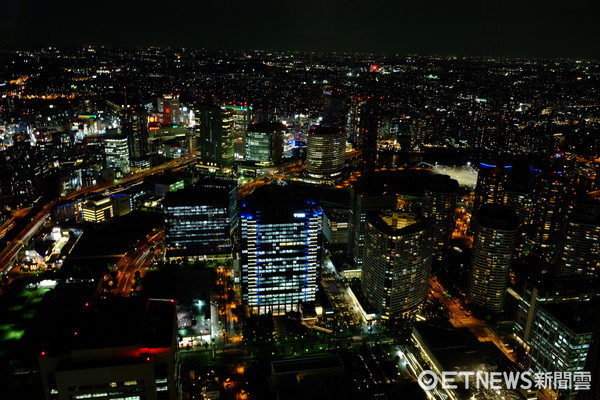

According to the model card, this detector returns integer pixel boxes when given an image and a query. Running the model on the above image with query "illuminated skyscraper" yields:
[557,201,600,277]
[527,164,569,255]
[503,182,533,255]
[120,106,149,160]
[468,204,518,313]
[472,163,510,214]
[196,104,234,168]
[362,211,434,320]
[240,186,322,315]
[158,94,181,125]
[244,123,284,166]
[306,126,346,178]
[163,177,237,259]
[423,174,458,262]
[103,134,130,175]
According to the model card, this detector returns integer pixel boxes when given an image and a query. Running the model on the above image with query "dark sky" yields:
[1,0,599,58]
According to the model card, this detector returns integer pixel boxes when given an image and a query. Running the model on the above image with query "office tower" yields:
[322,208,350,245]
[468,204,518,313]
[40,298,180,400]
[244,122,284,166]
[240,186,322,315]
[527,164,568,254]
[120,106,149,160]
[322,89,346,128]
[103,134,130,175]
[347,95,366,146]
[157,95,181,125]
[515,279,599,382]
[222,103,252,160]
[423,174,458,262]
[347,184,398,270]
[472,163,510,214]
[358,96,379,171]
[163,177,237,259]
[306,126,346,178]
[558,200,600,277]
[82,196,113,223]
[503,181,533,255]
[196,104,234,168]
[362,211,434,320]
[110,192,133,217]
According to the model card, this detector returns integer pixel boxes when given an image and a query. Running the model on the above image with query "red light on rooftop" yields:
[370,65,379,72]
[40,351,46,357]
[84,302,89,307]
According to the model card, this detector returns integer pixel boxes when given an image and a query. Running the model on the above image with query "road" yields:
[113,230,164,297]
[429,277,517,363]
[0,154,195,278]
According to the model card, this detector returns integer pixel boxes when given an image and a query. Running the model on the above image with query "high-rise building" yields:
[362,211,434,320]
[120,106,149,161]
[347,186,398,270]
[240,186,322,315]
[503,181,533,255]
[472,163,510,214]
[306,126,346,178]
[558,200,600,277]
[40,298,180,400]
[323,208,350,245]
[358,96,379,171]
[221,103,252,161]
[423,174,458,262]
[527,164,569,255]
[468,204,518,313]
[157,95,181,125]
[163,177,237,259]
[515,278,599,397]
[103,134,130,175]
[244,122,284,166]
[196,104,234,168]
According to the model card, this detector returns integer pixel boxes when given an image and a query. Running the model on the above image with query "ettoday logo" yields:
[418,370,592,391]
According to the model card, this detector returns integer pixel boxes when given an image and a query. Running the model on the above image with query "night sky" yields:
[1,0,599,58]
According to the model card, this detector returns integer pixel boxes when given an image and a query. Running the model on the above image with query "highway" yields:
[0,153,196,279]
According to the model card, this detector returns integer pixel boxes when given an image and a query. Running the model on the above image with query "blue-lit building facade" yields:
[240,187,322,315]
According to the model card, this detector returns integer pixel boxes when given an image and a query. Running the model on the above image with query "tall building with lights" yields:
[347,186,398,270]
[244,123,284,166]
[120,106,149,161]
[240,186,322,315]
[472,163,510,214]
[158,95,181,125]
[306,126,346,178]
[557,200,600,277]
[527,164,569,255]
[82,196,114,224]
[362,211,434,320]
[503,181,533,255]
[103,134,130,175]
[196,104,234,168]
[468,204,518,313]
[163,177,237,259]
[423,174,458,262]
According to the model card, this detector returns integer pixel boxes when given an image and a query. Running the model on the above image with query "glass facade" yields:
[306,127,345,178]
[241,198,322,315]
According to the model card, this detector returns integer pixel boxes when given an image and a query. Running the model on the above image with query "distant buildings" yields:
[244,122,284,166]
[467,204,518,313]
[358,97,379,170]
[306,127,345,178]
[423,174,458,262]
[362,211,434,320]
[163,177,237,260]
[240,186,322,315]
[39,298,180,400]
